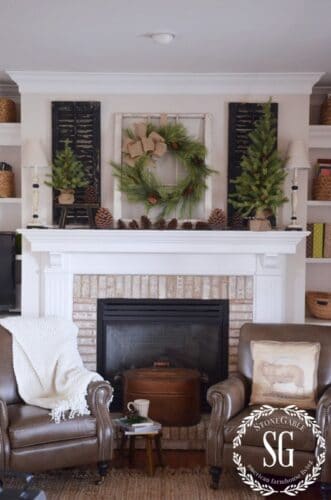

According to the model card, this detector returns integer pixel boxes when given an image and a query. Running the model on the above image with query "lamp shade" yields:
[23,139,49,168]
[285,140,311,170]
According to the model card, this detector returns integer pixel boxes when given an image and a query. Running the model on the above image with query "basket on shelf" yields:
[307,291,331,320]
[320,96,331,125]
[312,176,331,201]
[0,98,17,123]
[0,171,15,198]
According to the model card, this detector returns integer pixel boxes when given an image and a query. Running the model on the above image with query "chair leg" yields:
[209,466,222,490]
[96,461,109,485]
[320,482,331,500]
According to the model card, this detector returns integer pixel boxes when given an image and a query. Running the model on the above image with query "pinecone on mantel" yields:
[167,218,178,230]
[95,207,113,229]
[129,219,139,229]
[140,215,152,229]
[117,219,127,229]
[154,218,166,230]
[182,221,193,230]
[208,208,227,229]
[195,221,210,230]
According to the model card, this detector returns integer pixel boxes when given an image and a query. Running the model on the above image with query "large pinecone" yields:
[231,212,245,230]
[84,185,98,203]
[95,208,113,229]
[208,208,227,229]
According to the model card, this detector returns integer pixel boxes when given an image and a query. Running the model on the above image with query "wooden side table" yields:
[118,430,164,476]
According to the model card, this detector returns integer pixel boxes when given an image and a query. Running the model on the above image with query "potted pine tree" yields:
[229,100,287,230]
[45,140,88,204]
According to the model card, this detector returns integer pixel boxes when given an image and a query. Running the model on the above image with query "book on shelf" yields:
[115,416,162,434]
[306,223,331,259]
[325,224,331,258]
[312,223,324,258]
[306,223,313,258]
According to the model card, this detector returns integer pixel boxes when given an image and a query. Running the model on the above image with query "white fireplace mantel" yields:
[20,229,308,324]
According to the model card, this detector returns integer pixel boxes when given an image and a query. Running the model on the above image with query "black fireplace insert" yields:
[97,298,229,412]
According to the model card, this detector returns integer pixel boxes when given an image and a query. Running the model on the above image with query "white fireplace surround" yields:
[20,229,307,324]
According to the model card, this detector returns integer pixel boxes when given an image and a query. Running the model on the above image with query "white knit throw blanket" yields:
[0,316,102,423]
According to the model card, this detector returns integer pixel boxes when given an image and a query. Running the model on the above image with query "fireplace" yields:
[97,298,229,411]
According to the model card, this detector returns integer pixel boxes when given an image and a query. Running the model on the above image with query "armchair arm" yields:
[207,373,248,421]
[206,373,248,468]
[87,381,115,462]
[0,399,10,471]
[317,386,331,483]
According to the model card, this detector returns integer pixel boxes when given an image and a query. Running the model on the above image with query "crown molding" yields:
[8,71,324,95]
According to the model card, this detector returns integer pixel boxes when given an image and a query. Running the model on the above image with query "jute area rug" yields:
[5,467,260,500]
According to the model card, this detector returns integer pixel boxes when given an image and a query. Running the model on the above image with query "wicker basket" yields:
[312,176,331,200]
[0,171,15,198]
[320,96,331,125]
[0,98,16,123]
[307,291,331,320]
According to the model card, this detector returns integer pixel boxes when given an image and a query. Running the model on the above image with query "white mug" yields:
[127,399,150,418]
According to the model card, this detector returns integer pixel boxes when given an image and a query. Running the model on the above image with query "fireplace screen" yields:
[97,298,229,411]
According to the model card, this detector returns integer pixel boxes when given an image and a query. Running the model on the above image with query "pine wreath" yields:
[112,121,214,218]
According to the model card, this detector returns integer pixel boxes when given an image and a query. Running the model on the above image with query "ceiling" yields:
[0,0,330,86]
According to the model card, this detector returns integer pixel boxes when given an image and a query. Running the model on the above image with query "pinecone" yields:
[117,219,127,229]
[231,212,245,230]
[167,218,178,230]
[195,221,210,230]
[84,185,98,203]
[182,221,193,230]
[154,218,166,230]
[140,215,152,229]
[129,219,139,229]
[95,208,113,229]
[208,208,227,229]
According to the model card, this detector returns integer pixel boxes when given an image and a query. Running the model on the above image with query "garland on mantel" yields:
[111,120,215,218]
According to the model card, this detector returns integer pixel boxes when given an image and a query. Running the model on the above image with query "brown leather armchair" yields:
[0,325,114,482]
[207,323,331,498]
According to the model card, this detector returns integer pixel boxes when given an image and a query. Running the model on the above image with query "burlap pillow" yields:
[250,340,320,409]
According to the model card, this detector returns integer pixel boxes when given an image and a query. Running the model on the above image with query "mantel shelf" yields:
[19,229,308,255]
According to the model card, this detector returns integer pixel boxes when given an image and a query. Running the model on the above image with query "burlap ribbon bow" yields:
[122,122,167,166]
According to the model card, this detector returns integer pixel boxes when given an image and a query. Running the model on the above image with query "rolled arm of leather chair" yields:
[0,398,10,472]
[206,374,248,468]
[87,381,115,462]
[317,386,331,483]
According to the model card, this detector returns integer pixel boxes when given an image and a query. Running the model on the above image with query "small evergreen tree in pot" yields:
[45,140,88,204]
[229,100,287,230]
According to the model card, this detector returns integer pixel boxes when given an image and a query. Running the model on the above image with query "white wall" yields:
[20,92,310,228]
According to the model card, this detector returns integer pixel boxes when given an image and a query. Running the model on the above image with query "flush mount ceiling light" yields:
[150,33,175,45]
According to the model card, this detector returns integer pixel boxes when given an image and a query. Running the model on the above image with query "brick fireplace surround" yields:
[20,229,307,449]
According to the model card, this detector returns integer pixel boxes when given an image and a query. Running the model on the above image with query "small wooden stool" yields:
[119,430,164,476]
